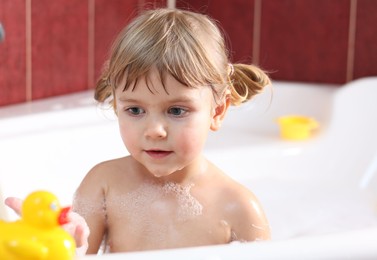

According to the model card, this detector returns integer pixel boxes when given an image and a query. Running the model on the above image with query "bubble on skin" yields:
[115,182,203,219]
[105,181,203,244]
[251,223,268,231]
[72,192,107,220]
[220,220,229,227]
[230,230,239,241]
[73,182,204,248]
[161,182,203,220]
[229,222,270,243]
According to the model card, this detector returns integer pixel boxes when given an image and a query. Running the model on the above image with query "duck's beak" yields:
[58,206,71,225]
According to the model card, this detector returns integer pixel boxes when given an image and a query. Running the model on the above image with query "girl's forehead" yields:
[117,67,200,94]
[115,72,213,103]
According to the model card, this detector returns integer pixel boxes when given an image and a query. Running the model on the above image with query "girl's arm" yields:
[73,164,109,254]
[226,187,271,242]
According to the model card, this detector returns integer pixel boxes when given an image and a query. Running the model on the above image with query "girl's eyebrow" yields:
[117,98,139,103]
[118,96,196,104]
[167,96,196,103]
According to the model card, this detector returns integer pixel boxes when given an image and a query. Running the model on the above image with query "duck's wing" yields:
[4,239,49,259]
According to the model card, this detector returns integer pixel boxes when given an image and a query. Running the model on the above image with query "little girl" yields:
[7,8,271,254]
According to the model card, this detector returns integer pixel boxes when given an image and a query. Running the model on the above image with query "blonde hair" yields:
[95,8,271,107]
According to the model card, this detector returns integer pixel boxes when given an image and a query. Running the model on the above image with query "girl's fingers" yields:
[4,197,23,216]
[64,211,90,248]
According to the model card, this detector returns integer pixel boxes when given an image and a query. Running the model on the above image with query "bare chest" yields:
[104,182,232,252]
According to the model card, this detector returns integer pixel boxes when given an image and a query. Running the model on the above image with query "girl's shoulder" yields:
[74,156,134,205]
[79,156,132,187]
[205,162,253,199]
[204,164,262,214]
[88,156,130,175]
[208,173,271,240]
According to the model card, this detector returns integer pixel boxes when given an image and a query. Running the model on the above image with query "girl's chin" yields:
[150,170,176,178]
[147,167,185,179]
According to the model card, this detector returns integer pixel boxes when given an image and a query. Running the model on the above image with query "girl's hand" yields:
[63,211,90,251]
[4,197,22,215]
[4,197,90,254]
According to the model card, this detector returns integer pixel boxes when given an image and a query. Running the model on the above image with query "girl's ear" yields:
[210,94,231,131]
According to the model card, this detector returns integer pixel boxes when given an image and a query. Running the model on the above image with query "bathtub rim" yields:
[81,226,377,259]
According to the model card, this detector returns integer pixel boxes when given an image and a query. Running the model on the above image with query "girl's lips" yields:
[145,150,172,159]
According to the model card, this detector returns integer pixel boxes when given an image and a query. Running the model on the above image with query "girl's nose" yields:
[144,118,167,139]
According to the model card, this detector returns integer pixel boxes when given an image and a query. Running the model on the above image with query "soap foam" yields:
[114,182,203,221]
[72,192,106,220]
[74,181,204,247]
[108,181,203,244]
[162,182,203,220]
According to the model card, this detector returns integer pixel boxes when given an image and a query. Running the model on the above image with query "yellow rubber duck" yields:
[0,190,76,259]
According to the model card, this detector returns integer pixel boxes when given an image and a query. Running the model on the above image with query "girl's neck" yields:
[136,155,209,186]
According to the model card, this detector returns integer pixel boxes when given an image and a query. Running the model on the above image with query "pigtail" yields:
[95,77,112,102]
[229,63,271,106]
[94,60,113,104]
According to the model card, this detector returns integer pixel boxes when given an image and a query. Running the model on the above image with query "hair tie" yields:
[104,77,111,87]
[228,63,234,77]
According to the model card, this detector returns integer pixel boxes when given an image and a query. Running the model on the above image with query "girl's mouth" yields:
[145,150,172,159]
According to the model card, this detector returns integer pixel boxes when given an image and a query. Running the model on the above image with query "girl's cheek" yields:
[119,123,139,146]
[175,127,207,153]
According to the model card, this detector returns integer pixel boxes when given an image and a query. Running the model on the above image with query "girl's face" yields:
[115,68,225,179]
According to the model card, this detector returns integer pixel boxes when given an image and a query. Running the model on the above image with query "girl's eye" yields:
[126,107,145,115]
[168,107,187,116]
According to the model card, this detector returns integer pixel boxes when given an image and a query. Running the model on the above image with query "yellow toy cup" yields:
[277,115,319,140]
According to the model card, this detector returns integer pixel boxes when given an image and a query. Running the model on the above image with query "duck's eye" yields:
[50,202,58,211]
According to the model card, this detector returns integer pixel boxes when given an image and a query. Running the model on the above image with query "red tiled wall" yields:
[0,0,376,107]
[0,0,27,105]
[260,0,350,84]
[354,0,377,79]
[31,0,89,99]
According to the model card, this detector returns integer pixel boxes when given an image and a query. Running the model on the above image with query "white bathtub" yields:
[1,78,377,259]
